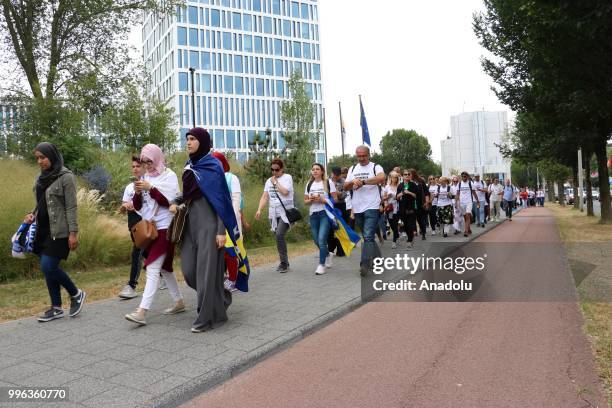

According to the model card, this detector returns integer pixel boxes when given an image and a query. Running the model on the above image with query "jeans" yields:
[354,209,382,267]
[476,200,486,224]
[40,255,78,307]
[128,243,143,289]
[387,212,399,242]
[503,200,513,219]
[274,217,290,266]
[309,211,330,265]
[428,206,438,231]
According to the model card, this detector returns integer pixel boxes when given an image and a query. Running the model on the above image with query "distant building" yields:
[141,0,326,164]
[441,111,511,180]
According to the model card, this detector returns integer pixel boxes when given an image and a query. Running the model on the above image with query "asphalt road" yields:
[182,208,606,408]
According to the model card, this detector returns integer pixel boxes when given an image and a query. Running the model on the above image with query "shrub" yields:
[82,165,112,193]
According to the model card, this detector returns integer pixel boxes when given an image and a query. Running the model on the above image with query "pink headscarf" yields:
[140,144,165,177]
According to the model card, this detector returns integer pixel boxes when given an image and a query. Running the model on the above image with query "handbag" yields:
[384,203,394,213]
[131,203,159,250]
[167,203,189,244]
[273,190,302,224]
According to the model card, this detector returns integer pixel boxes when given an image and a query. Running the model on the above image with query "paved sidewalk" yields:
[0,216,508,408]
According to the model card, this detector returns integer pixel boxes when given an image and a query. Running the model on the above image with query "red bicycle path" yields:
[181,207,606,408]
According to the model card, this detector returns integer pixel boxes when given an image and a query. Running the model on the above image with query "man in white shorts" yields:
[458,172,479,237]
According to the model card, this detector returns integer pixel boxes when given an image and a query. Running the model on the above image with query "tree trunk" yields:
[546,179,554,202]
[558,181,565,206]
[595,140,611,222]
[572,172,580,210]
[584,151,594,216]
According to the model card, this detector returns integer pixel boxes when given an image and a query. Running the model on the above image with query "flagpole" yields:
[323,107,328,165]
[359,95,362,145]
[339,101,345,156]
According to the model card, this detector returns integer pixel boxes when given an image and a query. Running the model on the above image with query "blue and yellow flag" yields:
[324,199,361,257]
[225,232,251,292]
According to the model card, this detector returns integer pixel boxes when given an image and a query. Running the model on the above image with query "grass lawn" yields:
[549,204,611,406]
[0,240,316,323]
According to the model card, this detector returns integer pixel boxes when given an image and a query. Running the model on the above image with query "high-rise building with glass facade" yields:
[142,0,325,164]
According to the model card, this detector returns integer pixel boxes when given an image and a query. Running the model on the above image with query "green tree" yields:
[280,70,320,183]
[245,129,278,184]
[100,84,176,153]
[473,0,612,221]
[378,129,439,176]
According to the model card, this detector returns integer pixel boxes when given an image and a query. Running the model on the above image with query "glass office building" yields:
[142,0,325,164]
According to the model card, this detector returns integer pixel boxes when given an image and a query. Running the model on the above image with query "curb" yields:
[153,295,364,408]
[153,210,520,408]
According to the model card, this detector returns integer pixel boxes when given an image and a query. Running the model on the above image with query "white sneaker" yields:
[325,254,333,268]
[315,264,326,275]
[406,241,414,250]
[431,230,437,236]
[118,285,138,299]
[158,277,167,290]
[391,242,397,249]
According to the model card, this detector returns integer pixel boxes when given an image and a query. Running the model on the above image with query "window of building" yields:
[211,9,221,27]
[179,72,189,91]
[202,52,211,70]
[275,79,283,97]
[215,130,225,148]
[223,32,231,50]
[301,3,308,19]
[256,78,264,96]
[301,22,310,39]
[244,35,253,52]
[189,28,198,46]
[177,27,187,45]
[243,13,253,31]
[272,0,280,14]
[221,0,230,6]
[265,58,273,75]
[291,1,299,17]
[226,130,236,148]
[292,41,301,58]
[235,76,244,94]
[224,75,234,94]
[282,19,291,36]
[254,36,263,53]
[202,74,212,92]
[232,12,242,29]
[303,42,311,59]
[189,6,198,24]
[234,55,243,73]
[190,50,199,68]
[274,59,283,76]
[313,63,320,80]
[248,130,257,144]
[252,0,261,11]
[263,16,273,34]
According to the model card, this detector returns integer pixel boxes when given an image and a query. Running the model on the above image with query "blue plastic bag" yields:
[11,222,37,259]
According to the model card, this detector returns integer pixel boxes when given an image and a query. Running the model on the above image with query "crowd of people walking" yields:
[19,138,537,330]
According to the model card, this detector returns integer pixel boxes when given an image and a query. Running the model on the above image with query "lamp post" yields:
[189,67,196,129]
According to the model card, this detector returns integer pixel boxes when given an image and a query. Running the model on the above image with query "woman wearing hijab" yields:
[125,144,184,326]
[175,128,239,333]
[23,142,86,322]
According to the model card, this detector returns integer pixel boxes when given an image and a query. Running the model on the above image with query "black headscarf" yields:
[186,127,212,162]
[34,142,69,204]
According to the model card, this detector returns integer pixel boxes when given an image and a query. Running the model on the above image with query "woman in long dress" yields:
[176,127,239,333]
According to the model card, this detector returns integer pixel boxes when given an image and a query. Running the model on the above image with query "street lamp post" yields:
[189,67,196,129]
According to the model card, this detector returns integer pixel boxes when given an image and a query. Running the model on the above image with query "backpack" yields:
[435,185,453,206]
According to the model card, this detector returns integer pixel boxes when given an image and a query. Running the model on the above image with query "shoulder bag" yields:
[273,190,302,224]
[131,203,159,250]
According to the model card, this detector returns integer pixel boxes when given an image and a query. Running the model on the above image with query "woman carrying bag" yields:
[125,144,184,326]
[24,142,86,322]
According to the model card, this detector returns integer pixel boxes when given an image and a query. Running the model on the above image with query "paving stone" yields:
[126,349,182,370]
[76,360,132,380]
[162,357,217,378]
[81,386,150,408]
[0,362,53,382]
[107,367,171,390]
[14,368,82,387]
[61,375,115,402]
[45,352,105,371]
[142,374,191,396]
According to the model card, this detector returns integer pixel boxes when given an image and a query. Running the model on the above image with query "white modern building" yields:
[440,111,511,179]
[141,0,325,164]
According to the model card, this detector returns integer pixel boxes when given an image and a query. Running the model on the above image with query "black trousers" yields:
[387,213,400,242]
[402,212,417,242]
[417,208,428,237]
[428,205,438,231]
[128,231,143,289]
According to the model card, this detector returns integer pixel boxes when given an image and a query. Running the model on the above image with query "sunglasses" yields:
[270,167,281,172]
[141,159,153,165]
[403,174,410,177]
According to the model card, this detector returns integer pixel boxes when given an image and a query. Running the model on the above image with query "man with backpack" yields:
[344,145,386,277]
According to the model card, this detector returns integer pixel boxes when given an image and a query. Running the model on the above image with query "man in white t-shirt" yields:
[458,172,479,236]
[488,178,504,221]
[118,156,145,299]
[473,175,487,227]
[344,145,385,277]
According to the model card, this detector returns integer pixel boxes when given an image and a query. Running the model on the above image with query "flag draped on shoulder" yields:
[359,96,371,146]
[186,153,251,292]
[324,198,361,257]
